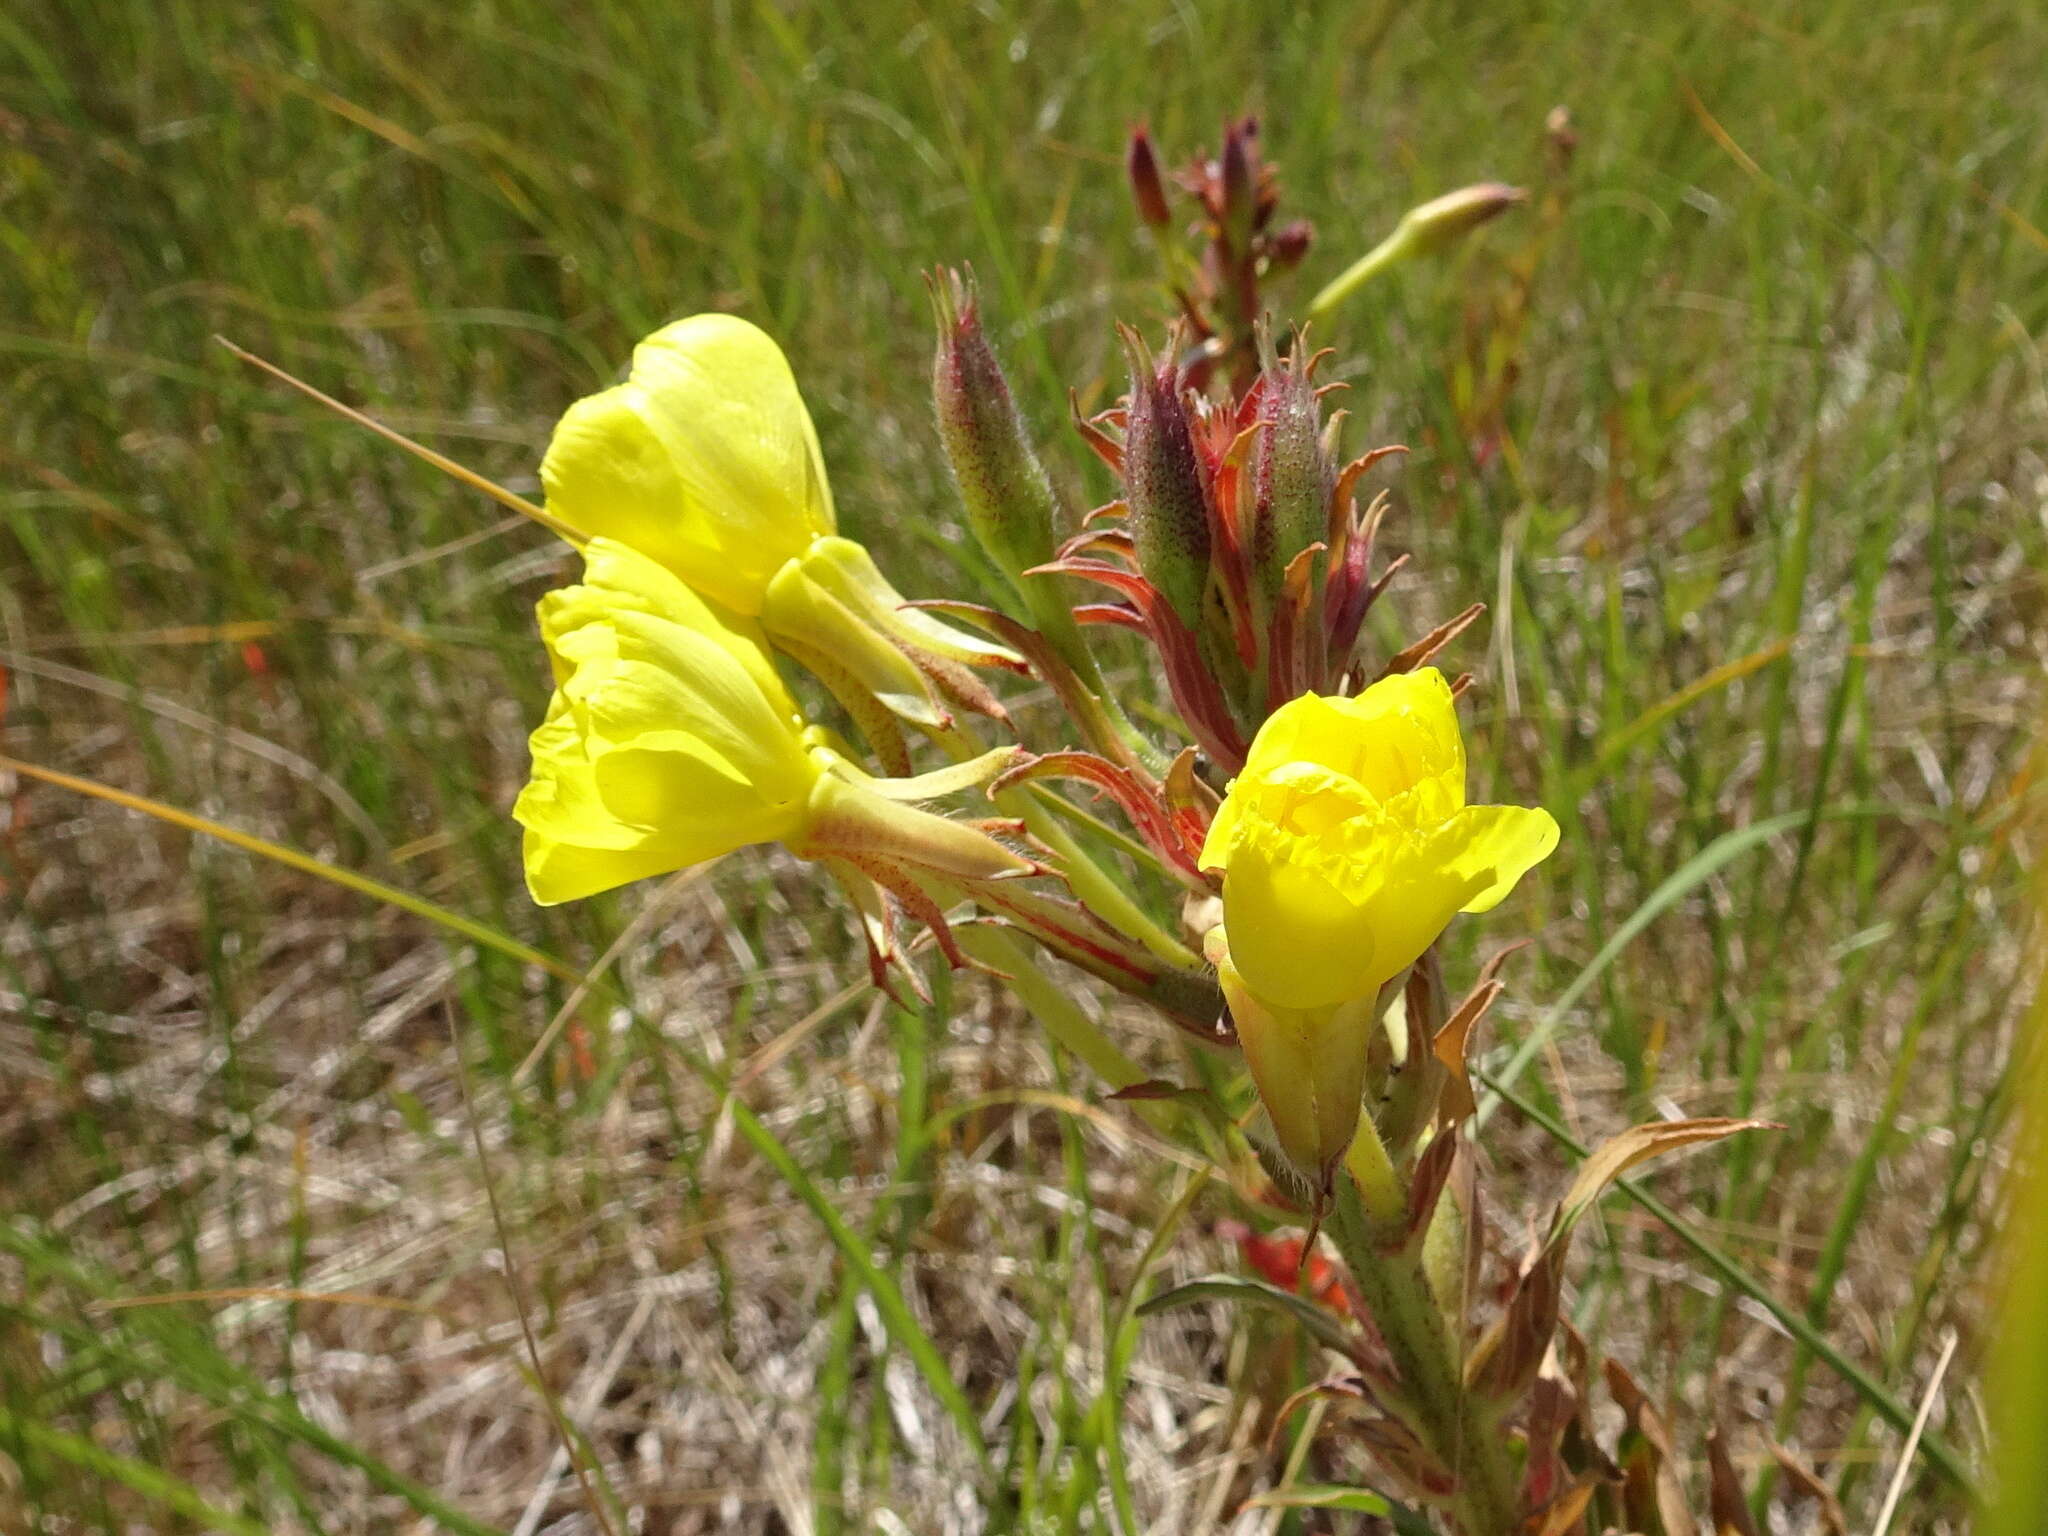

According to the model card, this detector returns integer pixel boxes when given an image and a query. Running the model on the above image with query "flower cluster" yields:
[200,111,1795,1534]
[512,290,1557,1191]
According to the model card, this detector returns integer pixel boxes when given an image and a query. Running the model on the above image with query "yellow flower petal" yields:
[514,694,645,851]
[565,614,808,792]
[540,314,835,615]
[1204,671,1553,1014]
[521,831,693,906]
[1448,803,1560,914]
[541,537,797,715]
[1216,837,1385,1010]
[514,538,821,906]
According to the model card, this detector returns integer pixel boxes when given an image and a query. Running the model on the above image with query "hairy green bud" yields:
[1249,341,1334,606]
[1119,330,1212,629]
[930,269,1066,600]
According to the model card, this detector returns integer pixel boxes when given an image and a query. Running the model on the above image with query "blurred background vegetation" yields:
[2,0,2042,1530]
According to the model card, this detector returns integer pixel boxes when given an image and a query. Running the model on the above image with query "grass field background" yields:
[3,1,2044,1530]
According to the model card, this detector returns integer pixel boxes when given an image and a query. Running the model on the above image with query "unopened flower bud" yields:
[1119,332,1212,629]
[1265,218,1313,274]
[931,270,1067,599]
[1307,182,1527,323]
[1126,124,1172,230]
[1398,181,1526,256]
[1218,116,1260,256]
[1249,345,1334,605]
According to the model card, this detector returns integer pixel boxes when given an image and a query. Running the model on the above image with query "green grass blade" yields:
[0,1402,273,1536]
[0,752,582,984]
[1483,803,1942,1122]
[0,1221,511,1535]
[721,1093,992,1474]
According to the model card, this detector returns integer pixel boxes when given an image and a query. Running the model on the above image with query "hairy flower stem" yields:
[1330,1119,1519,1536]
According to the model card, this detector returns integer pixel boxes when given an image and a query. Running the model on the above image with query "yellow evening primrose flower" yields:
[514,536,1032,911]
[539,314,836,617]
[513,537,819,904]
[1199,667,1558,1177]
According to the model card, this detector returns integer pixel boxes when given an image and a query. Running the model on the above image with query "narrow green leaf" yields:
[1244,1482,1394,1514]
[723,1095,991,1473]
[1139,1275,1360,1360]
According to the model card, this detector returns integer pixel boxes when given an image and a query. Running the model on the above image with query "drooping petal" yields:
[1448,804,1561,914]
[514,684,803,875]
[514,537,822,906]
[514,696,646,851]
[542,538,797,714]
[575,613,809,788]
[522,832,691,906]
[540,315,835,615]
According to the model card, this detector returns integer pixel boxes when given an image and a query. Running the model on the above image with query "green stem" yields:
[1018,579,1166,777]
[1304,227,1414,324]
[1342,1106,1408,1229]
[1329,1119,1520,1535]
[1008,793,1200,971]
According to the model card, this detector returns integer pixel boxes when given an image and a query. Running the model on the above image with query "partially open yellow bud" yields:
[1200,669,1557,1175]
[514,538,818,904]
[539,314,836,617]
[1202,669,1558,1011]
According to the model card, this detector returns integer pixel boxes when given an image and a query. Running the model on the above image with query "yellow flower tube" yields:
[1200,668,1558,1177]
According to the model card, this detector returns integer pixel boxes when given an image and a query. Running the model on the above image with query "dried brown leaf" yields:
[1769,1442,1848,1536]
[1551,1118,1776,1254]
[1707,1427,1760,1536]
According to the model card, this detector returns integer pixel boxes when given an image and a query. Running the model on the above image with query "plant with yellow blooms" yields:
[236,117,1789,1535]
